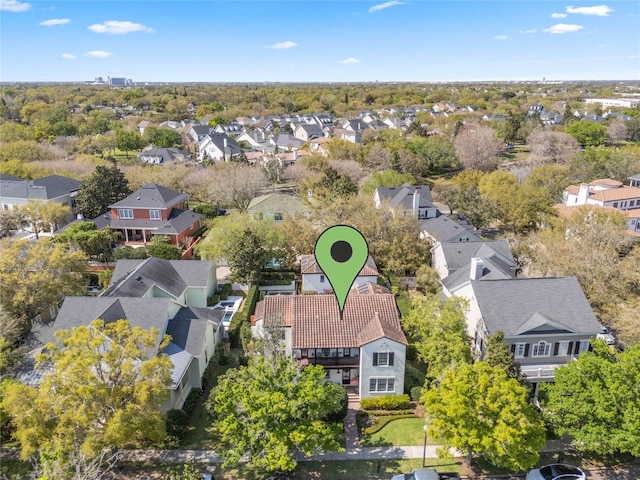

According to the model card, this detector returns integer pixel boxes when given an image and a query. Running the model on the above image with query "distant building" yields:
[107,76,133,86]
[585,98,639,109]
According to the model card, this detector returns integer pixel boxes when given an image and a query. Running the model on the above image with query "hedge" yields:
[165,408,189,440]
[363,409,415,416]
[220,283,232,300]
[364,414,418,435]
[360,394,411,411]
[229,285,260,348]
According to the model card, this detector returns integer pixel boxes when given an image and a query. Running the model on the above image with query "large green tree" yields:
[423,362,545,471]
[16,200,70,239]
[1,320,172,466]
[0,311,26,376]
[75,165,132,219]
[544,342,640,457]
[54,221,119,261]
[405,136,457,175]
[206,356,344,472]
[483,331,523,382]
[566,119,607,147]
[115,129,143,158]
[402,296,472,387]
[0,238,87,321]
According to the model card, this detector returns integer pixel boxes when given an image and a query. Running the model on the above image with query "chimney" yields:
[470,258,484,280]
[412,189,420,218]
[577,184,589,205]
[223,138,228,149]
[293,149,298,161]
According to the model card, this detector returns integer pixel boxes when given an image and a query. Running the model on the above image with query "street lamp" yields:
[422,424,428,467]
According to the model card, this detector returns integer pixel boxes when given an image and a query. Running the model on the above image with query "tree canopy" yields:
[1,319,172,465]
[423,362,545,471]
[206,356,344,472]
[75,165,132,219]
[543,342,640,457]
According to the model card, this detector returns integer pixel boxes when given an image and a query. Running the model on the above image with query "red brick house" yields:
[104,184,202,246]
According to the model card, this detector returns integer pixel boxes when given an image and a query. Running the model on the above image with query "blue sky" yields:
[1,1,638,82]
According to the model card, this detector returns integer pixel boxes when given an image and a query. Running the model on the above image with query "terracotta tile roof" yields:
[589,186,640,202]
[589,179,623,187]
[565,185,579,196]
[299,254,378,276]
[255,294,406,348]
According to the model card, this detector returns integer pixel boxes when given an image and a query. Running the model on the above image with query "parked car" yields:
[391,468,439,480]
[526,464,586,480]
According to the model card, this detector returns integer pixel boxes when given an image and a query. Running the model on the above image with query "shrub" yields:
[181,389,202,418]
[193,203,218,219]
[411,386,424,402]
[360,394,411,411]
[363,409,415,416]
[165,408,189,439]
[220,283,232,300]
[363,414,418,435]
[404,363,425,395]
[229,285,259,348]
[325,388,349,424]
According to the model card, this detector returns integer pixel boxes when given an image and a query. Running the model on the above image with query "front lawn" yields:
[361,417,442,447]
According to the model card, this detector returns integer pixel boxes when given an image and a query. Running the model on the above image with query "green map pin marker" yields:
[314,225,369,319]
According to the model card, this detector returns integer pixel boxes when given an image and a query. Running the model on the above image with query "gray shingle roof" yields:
[375,184,434,209]
[136,148,190,163]
[420,216,480,243]
[167,307,223,356]
[0,175,81,201]
[470,277,602,336]
[110,184,188,209]
[442,256,516,290]
[439,240,514,272]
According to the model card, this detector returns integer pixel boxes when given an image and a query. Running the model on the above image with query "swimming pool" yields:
[222,311,233,323]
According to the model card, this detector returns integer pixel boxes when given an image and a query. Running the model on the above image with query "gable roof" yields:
[375,184,435,209]
[247,193,307,213]
[420,216,480,243]
[105,258,213,298]
[438,240,515,273]
[470,277,602,336]
[0,175,82,201]
[300,254,378,276]
[256,294,406,348]
[136,148,190,163]
[110,183,188,209]
[167,307,223,356]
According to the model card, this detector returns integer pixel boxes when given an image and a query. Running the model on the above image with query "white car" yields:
[526,464,586,480]
[391,468,439,480]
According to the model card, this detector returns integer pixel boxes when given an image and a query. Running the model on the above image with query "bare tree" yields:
[364,143,393,170]
[607,119,627,146]
[328,159,366,184]
[527,128,580,166]
[205,162,268,211]
[454,124,502,171]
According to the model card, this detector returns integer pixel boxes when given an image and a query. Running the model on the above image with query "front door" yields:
[342,368,350,385]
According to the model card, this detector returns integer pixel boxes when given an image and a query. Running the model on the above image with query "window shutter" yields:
[510,344,516,353]
[567,342,573,354]
[373,353,379,366]
[574,342,581,355]
[553,342,559,356]
[389,352,394,366]
[524,344,530,357]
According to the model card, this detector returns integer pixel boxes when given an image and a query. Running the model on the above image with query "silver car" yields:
[391,468,439,480]
[526,464,586,480]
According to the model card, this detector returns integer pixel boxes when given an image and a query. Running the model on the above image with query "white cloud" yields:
[369,1,405,13]
[340,57,361,64]
[566,5,614,16]
[39,18,70,26]
[88,20,154,34]
[60,53,76,60]
[551,12,568,18]
[519,29,537,34]
[1,0,31,12]
[267,40,297,50]
[543,23,584,34]
[494,35,508,41]
[84,50,113,58]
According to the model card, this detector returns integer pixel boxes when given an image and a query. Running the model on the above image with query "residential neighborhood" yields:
[1,79,640,480]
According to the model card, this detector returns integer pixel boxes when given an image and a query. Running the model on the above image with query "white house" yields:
[373,184,439,220]
[198,133,242,162]
[300,254,379,293]
[252,293,407,399]
[563,178,640,210]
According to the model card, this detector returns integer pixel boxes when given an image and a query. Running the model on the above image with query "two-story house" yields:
[22,258,222,410]
[300,254,379,294]
[252,293,407,399]
[373,184,439,220]
[198,133,242,162]
[102,183,202,246]
[247,193,310,222]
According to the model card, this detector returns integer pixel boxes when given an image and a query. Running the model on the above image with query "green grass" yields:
[361,418,442,447]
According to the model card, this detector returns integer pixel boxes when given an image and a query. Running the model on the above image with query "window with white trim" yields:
[532,341,551,357]
[578,340,590,354]
[514,343,526,359]
[149,209,161,220]
[373,352,394,367]
[369,378,395,393]
[118,208,134,219]
[557,341,570,356]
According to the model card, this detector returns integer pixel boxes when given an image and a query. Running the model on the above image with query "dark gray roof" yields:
[375,184,434,209]
[439,240,515,273]
[107,258,213,296]
[629,174,640,182]
[153,209,203,235]
[167,307,223,356]
[442,256,515,290]
[420,216,480,242]
[136,148,191,163]
[471,277,602,336]
[0,174,24,181]
[1,175,81,201]
[296,124,324,138]
[270,133,305,148]
[104,257,188,298]
[110,184,188,209]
